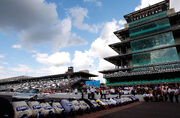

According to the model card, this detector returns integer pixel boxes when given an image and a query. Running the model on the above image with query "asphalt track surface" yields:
[98,102,180,118]
[73,102,180,118]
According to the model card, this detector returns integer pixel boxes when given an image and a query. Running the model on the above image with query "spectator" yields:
[117,87,122,98]
[74,88,78,95]
[101,88,106,99]
[90,87,95,99]
[87,88,91,99]
[174,87,179,103]
[143,92,149,102]
[110,87,115,94]
[168,87,175,103]
[163,88,168,102]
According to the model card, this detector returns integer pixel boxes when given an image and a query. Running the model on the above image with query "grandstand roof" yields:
[0,76,32,83]
[0,71,97,84]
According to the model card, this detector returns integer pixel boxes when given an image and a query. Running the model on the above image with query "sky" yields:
[0,0,179,82]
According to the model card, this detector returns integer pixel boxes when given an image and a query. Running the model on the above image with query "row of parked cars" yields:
[11,96,139,118]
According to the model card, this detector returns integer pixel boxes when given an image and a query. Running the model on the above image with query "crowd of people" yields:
[73,84,180,103]
[132,84,180,103]
[73,86,122,99]
[133,84,179,103]
[0,77,81,92]
[0,77,179,103]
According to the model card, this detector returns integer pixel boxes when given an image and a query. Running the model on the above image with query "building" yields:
[99,0,180,86]
[0,67,97,91]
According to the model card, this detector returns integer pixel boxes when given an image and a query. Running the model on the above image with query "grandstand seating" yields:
[0,77,82,91]
[104,63,180,78]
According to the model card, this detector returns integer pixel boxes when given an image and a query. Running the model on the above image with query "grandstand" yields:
[99,0,180,86]
[0,67,97,92]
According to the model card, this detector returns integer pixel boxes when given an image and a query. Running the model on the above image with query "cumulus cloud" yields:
[0,0,57,31]
[49,66,68,75]
[34,52,71,66]
[0,0,86,50]
[4,64,47,78]
[72,19,120,69]
[118,20,126,26]
[31,51,71,75]
[98,59,115,71]
[12,44,21,49]
[170,0,180,12]
[69,7,100,33]
[135,0,180,11]
[1,63,67,79]
[135,0,164,11]
[72,19,123,82]
[83,0,102,7]
[95,59,115,83]
[9,64,33,73]
[89,20,120,58]
[72,51,94,69]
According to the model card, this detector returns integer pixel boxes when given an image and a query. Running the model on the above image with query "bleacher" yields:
[104,62,180,78]
[0,77,82,91]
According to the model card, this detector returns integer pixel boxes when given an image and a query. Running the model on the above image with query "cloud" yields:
[49,66,68,75]
[135,0,180,12]
[83,0,102,7]
[89,20,120,58]
[0,51,72,78]
[98,59,115,71]
[9,64,33,73]
[34,52,71,66]
[33,51,70,75]
[12,44,21,49]
[1,64,67,79]
[72,19,120,70]
[72,19,123,82]
[94,59,115,83]
[69,7,100,33]
[5,64,48,78]
[170,0,180,12]
[119,20,126,26]
[135,0,164,11]
[0,0,57,31]
[0,0,86,50]
[72,51,94,69]
[0,55,4,58]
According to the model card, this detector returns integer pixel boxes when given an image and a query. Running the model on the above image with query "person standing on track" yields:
[168,87,175,103]
[175,87,179,103]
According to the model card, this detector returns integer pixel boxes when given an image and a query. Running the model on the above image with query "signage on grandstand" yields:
[85,80,100,87]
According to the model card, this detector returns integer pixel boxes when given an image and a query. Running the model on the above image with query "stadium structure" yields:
[99,0,180,86]
[0,67,97,91]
